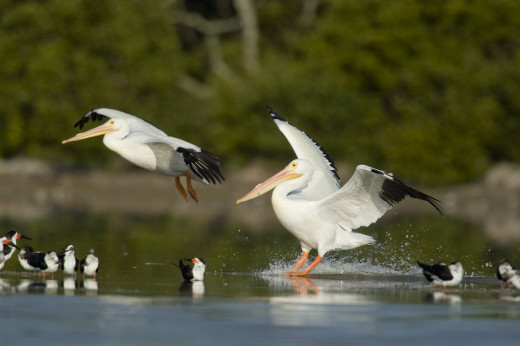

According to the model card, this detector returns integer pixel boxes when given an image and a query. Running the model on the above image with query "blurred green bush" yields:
[1,0,519,185]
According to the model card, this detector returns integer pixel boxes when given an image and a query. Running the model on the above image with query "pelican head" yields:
[62,115,128,144]
[236,159,308,204]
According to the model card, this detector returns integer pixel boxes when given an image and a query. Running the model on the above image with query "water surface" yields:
[1,213,519,345]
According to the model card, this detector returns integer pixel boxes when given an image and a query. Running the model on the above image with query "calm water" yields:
[1,213,520,345]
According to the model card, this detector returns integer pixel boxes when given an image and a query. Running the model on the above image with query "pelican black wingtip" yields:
[266,105,286,122]
[74,109,107,129]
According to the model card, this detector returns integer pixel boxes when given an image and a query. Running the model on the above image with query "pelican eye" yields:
[109,120,116,125]
[291,162,298,168]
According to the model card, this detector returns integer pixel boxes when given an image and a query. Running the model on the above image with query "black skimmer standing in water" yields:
[497,259,520,289]
[59,244,79,276]
[175,258,206,281]
[62,108,225,203]
[417,261,464,290]
[0,230,31,262]
[80,252,99,279]
[18,248,60,280]
[40,251,60,280]
[236,107,442,276]
[0,239,19,270]
[18,246,38,273]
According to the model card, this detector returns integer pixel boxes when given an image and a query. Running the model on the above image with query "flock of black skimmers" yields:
[0,230,99,280]
[417,259,520,290]
[0,227,204,284]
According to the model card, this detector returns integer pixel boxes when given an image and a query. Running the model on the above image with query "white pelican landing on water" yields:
[237,107,442,276]
[62,108,225,203]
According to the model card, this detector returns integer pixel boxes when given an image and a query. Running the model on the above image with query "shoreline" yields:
[1,158,519,242]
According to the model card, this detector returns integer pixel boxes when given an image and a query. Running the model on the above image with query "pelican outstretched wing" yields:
[317,165,442,230]
[268,106,340,199]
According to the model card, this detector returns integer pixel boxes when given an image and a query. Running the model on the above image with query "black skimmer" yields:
[497,259,520,289]
[0,230,31,261]
[0,239,19,270]
[59,244,79,276]
[174,258,206,281]
[417,261,464,290]
[62,108,225,203]
[41,251,60,280]
[80,252,99,279]
[0,254,5,271]
[18,246,38,272]
[19,248,59,280]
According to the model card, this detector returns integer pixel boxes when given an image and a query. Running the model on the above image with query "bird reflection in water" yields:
[425,291,462,305]
[0,278,11,294]
[267,277,376,327]
[178,281,205,298]
[12,277,98,295]
[80,278,99,294]
[16,279,58,295]
[288,277,320,295]
[62,277,77,296]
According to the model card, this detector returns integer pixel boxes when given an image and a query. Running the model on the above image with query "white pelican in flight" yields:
[237,107,442,276]
[62,108,225,203]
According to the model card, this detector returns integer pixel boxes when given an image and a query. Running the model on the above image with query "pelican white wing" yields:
[317,165,442,230]
[268,107,340,199]
[75,108,168,138]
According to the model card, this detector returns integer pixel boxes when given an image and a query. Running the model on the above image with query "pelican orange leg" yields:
[175,177,189,202]
[285,251,309,275]
[294,255,323,276]
[286,252,323,276]
[185,170,200,204]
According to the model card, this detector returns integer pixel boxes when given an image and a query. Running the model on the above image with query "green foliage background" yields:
[1,0,519,185]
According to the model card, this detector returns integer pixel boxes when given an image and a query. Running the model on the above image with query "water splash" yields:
[257,255,419,277]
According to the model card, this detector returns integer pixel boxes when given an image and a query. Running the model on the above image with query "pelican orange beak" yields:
[236,162,302,204]
[62,121,117,144]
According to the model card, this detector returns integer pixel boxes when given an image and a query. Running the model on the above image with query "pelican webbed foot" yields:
[285,271,309,277]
